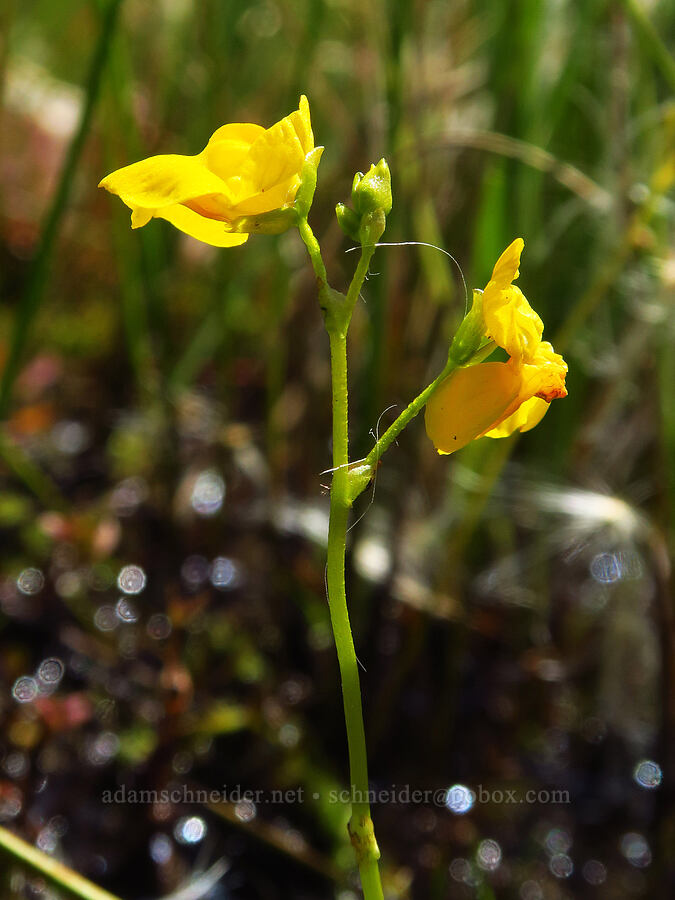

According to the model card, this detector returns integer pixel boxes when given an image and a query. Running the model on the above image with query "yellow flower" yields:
[425,240,567,454]
[99,96,314,247]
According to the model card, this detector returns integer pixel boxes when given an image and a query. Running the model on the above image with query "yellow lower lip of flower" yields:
[484,396,550,438]
[424,362,521,454]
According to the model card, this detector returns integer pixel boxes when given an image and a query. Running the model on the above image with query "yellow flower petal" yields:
[99,97,315,246]
[425,362,521,454]
[99,154,229,211]
[202,123,266,180]
[223,175,302,218]
[517,341,568,402]
[489,238,524,289]
[483,284,544,364]
[155,204,248,247]
[293,94,314,155]
[485,396,550,438]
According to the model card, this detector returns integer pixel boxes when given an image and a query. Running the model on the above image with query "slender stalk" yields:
[326,330,382,898]
[298,218,328,288]
[362,357,457,473]
[0,826,122,900]
[299,220,383,898]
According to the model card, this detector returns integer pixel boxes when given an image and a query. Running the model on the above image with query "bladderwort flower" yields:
[425,239,568,453]
[99,96,317,246]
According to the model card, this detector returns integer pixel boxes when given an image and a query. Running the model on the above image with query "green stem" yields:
[299,219,383,899]
[298,217,328,289]
[362,356,458,473]
[326,330,383,900]
[0,826,122,900]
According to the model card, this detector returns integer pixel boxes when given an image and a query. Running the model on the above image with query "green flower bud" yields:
[352,159,392,217]
[335,203,361,242]
[358,209,387,248]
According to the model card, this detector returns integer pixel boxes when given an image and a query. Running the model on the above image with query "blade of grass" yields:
[0,0,123,418]
[0,825,122,900]
[620,0,675,92]
[0,429,67,510]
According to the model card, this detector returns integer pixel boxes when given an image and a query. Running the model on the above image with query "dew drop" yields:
[476,838,501,872]
[210,556,240,590]
[234,799,256,823]
[174,815,206,844]
[17,568,44,596]
[620,832,651,868]
[582,859,607,885]
[37,658,64,686]
[12,676,38,703]
[633,759,662,789]
[147,613,172,640]
[590,552,621,583]
[445,784,474,815]
[115,597,139,623]
[94,605,118,632]
[149,833,172,864]
[117,565,146,595]
[549,853,574,878]
[191,470,225,517]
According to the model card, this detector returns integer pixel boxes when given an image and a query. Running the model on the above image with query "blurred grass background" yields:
[0,0,674,898]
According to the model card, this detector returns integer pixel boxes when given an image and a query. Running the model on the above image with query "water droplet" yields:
[181,555,210,590]
[448,857,478,885]
[519,881,543,900]
[476,838,501,871]
[12,676,38,703]
[354,537,391,583]
[234,799,256,823]
[210,556,240,590]
[149,833,172,864]
[51,420,90,455]
[17,568,44,596]
[36,826,59,854]
[582,860,607,885]
[279,723,300,748]
[37,658,64,686]
[171,752,193,775]
[110,477,148,517]
[545,827,572,855]
[445,784,474,815]
[620,832,651,868]
[549,853,574,878]
[55,571,83,599]
[94,605,118,632]
[48,815,68,837]
[115,597,139,623]
[117,565,146,595]
[174,815,206,844]
[147,614,172,640]
[633,759,662,789]
[86,732,119,766]
[590,552,621,583]
[0,785,23,820]
[4,751,29,778]
[449,858,471,883]
[191,470,225,517]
